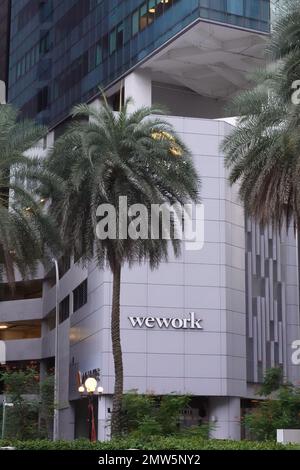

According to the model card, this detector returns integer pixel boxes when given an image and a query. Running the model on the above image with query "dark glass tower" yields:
[8,0,270,128]
[0,0,11,93]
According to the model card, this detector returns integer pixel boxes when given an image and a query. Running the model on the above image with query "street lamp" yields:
[78,378,104,442]
[52,258,60,441]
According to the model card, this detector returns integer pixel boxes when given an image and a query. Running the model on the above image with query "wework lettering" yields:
[128,312,203,330]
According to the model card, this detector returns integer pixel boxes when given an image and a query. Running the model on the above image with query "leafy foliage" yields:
[0,104,60,281]
[222,0,300,228]
[258,367,284,397]
[120,392,206,439]
[0,369,39,440]
[245,368,300,441]
[0,437,299,450]
[0,370,54,440]
[46,97,200,272]
[39,374,55,439]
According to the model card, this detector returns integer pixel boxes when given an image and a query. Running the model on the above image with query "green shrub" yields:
[244,369,300,441]
[0,370,54,440]
[0,437,299,450]
[121,392,200,439]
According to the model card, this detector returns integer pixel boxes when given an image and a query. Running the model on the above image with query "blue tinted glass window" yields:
[245,0,261,19]
[140,3,148,31]
[227,0,244,16]
[109,29,116,55]
[132,10,139,36]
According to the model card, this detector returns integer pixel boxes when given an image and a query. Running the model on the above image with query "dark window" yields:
[37,58,52,81]
[116,23,124,50]
[102,33,109,60]
[89,0,103,10]
[18,0,39,31]
[37,86,49,112]
[73,279,88,313]
[54,52,88,98]
[39,31,51,55]
[59,295,70,323]
[95,42,102,66]
[39,0,54,22]
[0,280,42,301]
[55,1,90,43]
[109,28,116,55]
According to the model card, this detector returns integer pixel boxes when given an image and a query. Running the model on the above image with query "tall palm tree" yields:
[222,0,300,229]
[0,104,60,282]
[46,97,199,436]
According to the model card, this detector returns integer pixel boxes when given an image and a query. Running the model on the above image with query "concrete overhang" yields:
[140,20,268,101]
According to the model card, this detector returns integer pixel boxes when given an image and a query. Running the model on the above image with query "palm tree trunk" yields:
[110,262,123,437]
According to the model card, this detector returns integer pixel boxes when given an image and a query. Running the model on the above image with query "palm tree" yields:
[222,0,300,229]
[0,104,60,282]
[46,97,199,436]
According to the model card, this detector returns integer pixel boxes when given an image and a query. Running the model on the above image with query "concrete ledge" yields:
[277,429,300,444]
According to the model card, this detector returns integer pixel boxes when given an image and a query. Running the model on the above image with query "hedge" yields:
[0,437,300,450]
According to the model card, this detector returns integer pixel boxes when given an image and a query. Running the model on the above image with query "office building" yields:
[2,0,300,441]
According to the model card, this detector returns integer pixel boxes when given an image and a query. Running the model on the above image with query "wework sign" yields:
[128,312,203,330]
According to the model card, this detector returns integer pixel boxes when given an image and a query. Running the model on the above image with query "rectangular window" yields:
[95,42,102,66]
[37,86,49,112]
[140,3,148,31]
[245,0,261,19]
[16,62,21,79]
[102,33,109,60]
[59,295,70,323]
[116,23,124,50]
[109,28,116,55]
[227,0,244,16]
[25,52,31,72]
[148,0,156,24]
[132,10,139,36]
[39,31,50,55]
[0,320,41,341]
[0,280,42,301]
[73,279,88,313]
[39,0,54,22]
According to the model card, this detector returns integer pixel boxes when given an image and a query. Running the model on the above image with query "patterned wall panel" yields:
[246,219,289,383]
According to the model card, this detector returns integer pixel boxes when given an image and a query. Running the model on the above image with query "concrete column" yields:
[124,71,152,112]
[98,395,112,441]
[0,80,6,104]
[209,397,241,440]
[59,405,75,441]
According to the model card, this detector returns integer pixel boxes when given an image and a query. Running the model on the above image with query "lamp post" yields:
[78,377,104,442]
[52,258,60,441]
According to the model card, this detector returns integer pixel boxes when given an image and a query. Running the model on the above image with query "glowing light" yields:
[84,377,97,393]
[151,131,182,156]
